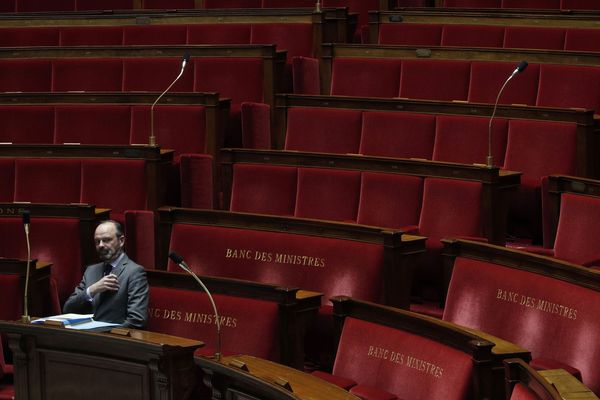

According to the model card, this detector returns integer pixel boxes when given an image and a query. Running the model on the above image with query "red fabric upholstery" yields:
[203,0,261,6]
[262,0,314,6]
[59,26,123,46]
[76,0,134,10]
[0,160,14,202]
[294,168,361,222]
[0,27,59,47]
[54,105,131,145]
[148,286,281,361]
[561,0,600,9]
[311,370,357,390]
[332,317,473,400]
[433,115,508,166]
[167,224,385,304]
[504,26,566,50]
[230,164,297,216]
[16,0,74,11]
[123,25,187,45]
[468,61,539,105]
[510,383,539,400]
[194,58,264,104]
[124,210,155,270]
[443,256,600,394]
[0,59,52,92]
[52,59,123,92]
[501,0,560,7]
[179,154,214,209]
[399,59,470,101]
[564,28,600,52]
[0,274,21,321]
[378,23,442,46]
[441,24,504,48]
[142,0,195,8]
[81,159,147,217]
[360,111,436,159]
[0,217,82,304]
[552,193,600,266]
[122,58,193,92]
[241,102,271,149]
[251,24,314,60]
[350,385,398,400]
[292,56,320,95]
[14,159,81,204]
[536,64,600,112]
[0,385,14,400]
[0,106,54,144]
[285,107,363,154]
[130,105,207,161]
[186,24,251,45]
[331,58,401,97]
[357,172,423,230]
[444,0,500,6]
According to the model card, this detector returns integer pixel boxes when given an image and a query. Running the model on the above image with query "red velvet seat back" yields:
[52,59,123,92]
[130,105,207,161]
[123,25,187,45]
[501,0,560,7]
[123,58,193,92]
[0,59,52,92]
[433,115,508,165]
[0,217,82,304]
[360,111,436,159]
[148,286,280,361]
[444,256,600,394]
[54,105,131,145]
[167,224,386,304]
[294,168,361,222]
[333,317,474,400]
[193,58,264,104]
[186,24,252,45]
[14,159,81,204]
[142,0,195,8]
[80,159,147,217]
[17,0,75,11]
[357,172,423,230]
[0,105,54,144]
[504,26,566,50]
[251,24,314,59]
[561,0,600,10]
[553,193,600,266]
[0,160,14,202]
[230,164,297,216]
[76,0,134,10]
[400,59,470,101]
[564,28,600,52]
[468,61,540,105]
[59,26,123,46]
[0,27,59,47]
[0,274,22,321]
[510,384,541,400]
[444,0,500,6]
[285,107,363,154]
[441,24,504,48]
[331,58,402,97]
[536,64,600,112]
[378,23,442,46]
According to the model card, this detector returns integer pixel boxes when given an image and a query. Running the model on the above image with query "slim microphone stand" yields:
[21,223,31,323]
[149,63,187,147]
[487,72,518,169]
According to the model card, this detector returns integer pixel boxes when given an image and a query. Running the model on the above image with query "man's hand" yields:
[88,274,120,297]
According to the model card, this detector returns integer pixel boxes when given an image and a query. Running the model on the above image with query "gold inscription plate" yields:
[225,248,325,268]
[495,288,578,320]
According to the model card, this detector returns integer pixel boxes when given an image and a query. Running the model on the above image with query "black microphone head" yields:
[22,210,30,225]
[183,52,190,64]
[516,61,528,73]
[169,251,184,265]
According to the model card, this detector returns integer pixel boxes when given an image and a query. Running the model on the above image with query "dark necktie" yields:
[103,262,112,277]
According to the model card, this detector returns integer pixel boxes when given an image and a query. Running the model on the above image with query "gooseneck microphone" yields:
[149,52,191,147]
[21,210,31,323]
[169,251,221,361]
[487,61,528,168]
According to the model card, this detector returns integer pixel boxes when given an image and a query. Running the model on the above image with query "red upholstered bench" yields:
[443,239,600,395]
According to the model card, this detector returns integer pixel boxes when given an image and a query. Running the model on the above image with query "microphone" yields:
[169,251,222,361]
[148,52,191,147]
[487,61,528,168]
[21,210,32,323]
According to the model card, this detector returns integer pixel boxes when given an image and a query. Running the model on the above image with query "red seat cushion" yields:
[52,58,123,92]
[536,64,600,112]
[350,384,398,400]
[400,59,470,102]
[312,370,357,390]
[331,58,401,98]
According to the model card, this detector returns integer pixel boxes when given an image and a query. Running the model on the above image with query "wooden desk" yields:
[197,354,359,400]
[0,321,203,400]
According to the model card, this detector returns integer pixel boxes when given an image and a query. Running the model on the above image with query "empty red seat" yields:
[561,0,600,9]
[536,64,600,113]
[441,24,504,48]
[16,0,74,11]
[59,26,123,46]
[251,23,314,60]
[285,107,363,154]
[52,59,123,92]
[76,0,134,10]
[501,0,560,7]
[468,61,540,105]
[0,160,14,202]
[331,58,402,97]
[400,59,470,102]
[186,24,251,45]
[0,59,52,92]
[360,111,436,159]
[54,105,131,145]
[122,58,193,92]
[444,0,501,6]
[0,27,59,47]
[203,0,260,6]
[179,154,214,209]
[377,23,442,46]
[564,28,600,52]
[142,0,195,8]
[294,168,361,222]
[504,26,566,50]
[14,159,81,204]
[123,25,187,45]
[0,106,54,144]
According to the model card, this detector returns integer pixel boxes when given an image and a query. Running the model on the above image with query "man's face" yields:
[94,223,124,263]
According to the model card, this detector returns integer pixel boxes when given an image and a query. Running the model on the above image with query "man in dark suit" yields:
[63,220,149,328]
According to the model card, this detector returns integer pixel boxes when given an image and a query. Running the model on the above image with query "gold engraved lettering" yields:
[225,248,253,259]
[366,346,442,378]
[367,345,389,360]
[225,248,325,268]
[181,311,238,328]
[495,288,577,320]
[406,355,443,378]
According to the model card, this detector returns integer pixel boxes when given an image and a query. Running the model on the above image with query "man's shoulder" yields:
[122,254,146,273]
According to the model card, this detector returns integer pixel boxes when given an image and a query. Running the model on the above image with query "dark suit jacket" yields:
[63,253,149,328]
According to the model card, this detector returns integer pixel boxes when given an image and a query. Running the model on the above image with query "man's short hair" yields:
[98,220,124,237]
